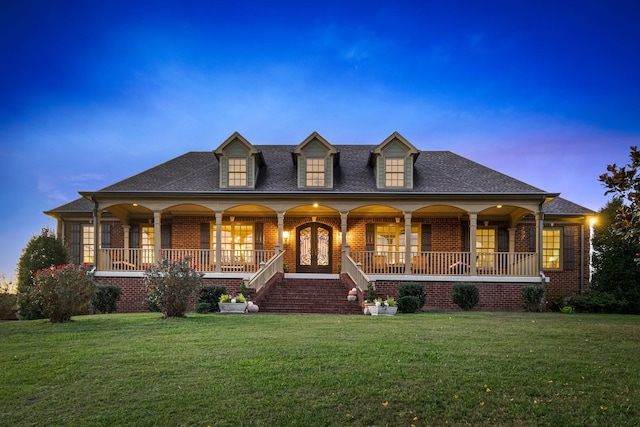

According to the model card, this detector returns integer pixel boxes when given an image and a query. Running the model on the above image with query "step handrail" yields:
[246,250,285,293]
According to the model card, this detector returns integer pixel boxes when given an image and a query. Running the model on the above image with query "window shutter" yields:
[461,221,470,252]
[200,223,210,249]
[69,223,81,264]
[528,226,536,253]
[101,224,111,249]
[563,226,575,270]
[161,223,171,249]
[254,223,264,250]
[130,224,139,248]
[497,227,509,252]
[420,224,432,252]
[365,223,375,251]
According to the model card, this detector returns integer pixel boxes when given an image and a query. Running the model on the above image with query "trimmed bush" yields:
[197,285,227,313]
[398,282,426,309]
[452,283,479,311]
[568,291,627,313]
[0,293,17,320]
[398,295,421,313]
[145,258,204,318]
[522,286,544,312]
[92,284,121,313]
[196,302,211,314]
[32,264,95,323]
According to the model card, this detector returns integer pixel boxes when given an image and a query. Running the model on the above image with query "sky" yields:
[1,0,639,281]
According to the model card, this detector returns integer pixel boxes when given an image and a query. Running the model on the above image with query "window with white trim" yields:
[305,158,325,187]
[82,224,94,264]
[141,225,155,264]
[228,158,247,187]
[476,228,496,268]
[375,224,419,264]
[543,228,561,269]
[385,158,405,187]
[212,223,254,263]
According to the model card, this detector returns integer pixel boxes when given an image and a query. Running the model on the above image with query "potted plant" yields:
[368,296,398,316]
[363,282,377,315]
[218,293,248,313]
[347,287,358,301]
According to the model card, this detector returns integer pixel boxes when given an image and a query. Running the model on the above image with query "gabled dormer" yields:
[368,132,419,189]
[292,132,339,189]
[214,132,264,189]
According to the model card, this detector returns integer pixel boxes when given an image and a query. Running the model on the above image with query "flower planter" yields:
[369,305,397,316]
[363,303,374,315]
[247,302,259,313]
[219,302,248,314]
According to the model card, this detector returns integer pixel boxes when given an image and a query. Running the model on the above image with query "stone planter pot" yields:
[247,302,259,313]
[369,305,398,316]
[219,302,248,314]
[363,303,374,315]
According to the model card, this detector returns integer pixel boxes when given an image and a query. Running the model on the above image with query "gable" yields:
[214,132,263,189]
[292,132,338,189]
[370,132,419,189]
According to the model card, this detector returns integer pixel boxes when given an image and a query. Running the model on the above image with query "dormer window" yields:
[293,132,338,189]
[306,158,326,186]
[385,158,405,187]
[228,158,247,187]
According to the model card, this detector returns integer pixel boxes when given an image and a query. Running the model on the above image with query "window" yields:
[228,158,247,186]
[375,224,419,264]
[212,223,254,263]
[305,158,325,186]
[141,225,155,264]
[476,228,496,268]
[385,158,405,187]
[543,228,561,269]
[82,224,94,264]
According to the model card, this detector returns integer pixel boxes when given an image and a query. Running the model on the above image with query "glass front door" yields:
[296,223,332,273]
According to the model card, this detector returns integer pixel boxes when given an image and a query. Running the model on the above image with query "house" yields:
[45,131,595,312]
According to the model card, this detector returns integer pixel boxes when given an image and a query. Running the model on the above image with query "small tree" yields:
[452,283,480,310]
[145,257,203,318]
[16,227,69,320]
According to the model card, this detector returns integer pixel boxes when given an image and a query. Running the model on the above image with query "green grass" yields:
[1,312,639,426]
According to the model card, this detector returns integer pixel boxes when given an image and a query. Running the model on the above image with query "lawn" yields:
[1,312,639,426]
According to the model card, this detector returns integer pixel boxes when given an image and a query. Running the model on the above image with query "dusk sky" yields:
[1,1,639,280]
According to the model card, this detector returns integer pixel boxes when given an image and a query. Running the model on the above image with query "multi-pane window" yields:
[228,158,247,186]
[141,225,155,264]
[385,158,405,187]
[375,224,419,264]
[82,224,94,264]
[543,228,561,269]
[305,158,325,186]
[476,228,496,268]
[212,223,254,263]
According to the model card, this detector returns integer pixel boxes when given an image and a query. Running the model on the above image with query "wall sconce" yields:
[283,230,290,244]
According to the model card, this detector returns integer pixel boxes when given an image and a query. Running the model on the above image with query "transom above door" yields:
[295,222,332,274]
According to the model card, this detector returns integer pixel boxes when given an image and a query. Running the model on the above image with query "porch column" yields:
[277,211,285,253]
[469,213,478,275]
[215,212,223,273]
[535,211,544,274]
[122,225,131,262]
[153,211,162,263]
[93,203,100,269]
[341,212,349,270]
[404,212,412,275]
[508,227,516,269]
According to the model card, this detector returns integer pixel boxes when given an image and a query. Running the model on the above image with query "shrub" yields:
[0,280,17,320]
[196,302,211,314]
[197,285,227,312]
[568,291,627,314]
[398,295,421,313]
[522,286,545,312]
[365,282,377,303]
[398,282,426,308]
[91,284,121,313]
[31,264,95,323]
[144,258,203,318]
[16,227,69,320]
[452,283,479,310]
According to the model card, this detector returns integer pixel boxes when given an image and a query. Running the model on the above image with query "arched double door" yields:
[295,222,332,273]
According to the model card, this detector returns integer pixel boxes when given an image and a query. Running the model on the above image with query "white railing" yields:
[343,254,370,292]
[99,248,275,273]
[247,250,285,293]
[349,251,538,277]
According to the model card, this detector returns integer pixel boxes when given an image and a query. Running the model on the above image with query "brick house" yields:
[45,131,595,312]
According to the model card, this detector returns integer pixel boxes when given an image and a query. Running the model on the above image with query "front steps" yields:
[257,276,362,314]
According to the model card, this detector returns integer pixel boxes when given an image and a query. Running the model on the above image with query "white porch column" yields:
[469,213,478,276]
[535,211,544,274]
[153,211,162,263]
[404,212,412,274]
[122,225,131,262]
[277,211,285,253]
[341,212,349,270]
[93,204,100,269]
[215,212,223,273]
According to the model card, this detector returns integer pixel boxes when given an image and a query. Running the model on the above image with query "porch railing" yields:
[350,251,538,277]
[98,248,276,273]
[342,254,370,292]
[246,250,285,293]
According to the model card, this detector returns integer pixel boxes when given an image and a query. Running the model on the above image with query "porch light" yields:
[496,205,502,208]
[133,203,138,207]
[283,230,290,243]
[313,203,319,208]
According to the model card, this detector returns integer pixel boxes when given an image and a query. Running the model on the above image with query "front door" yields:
[296,223,332,273]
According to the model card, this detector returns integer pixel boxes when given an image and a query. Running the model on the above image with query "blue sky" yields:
[1,0,639,280]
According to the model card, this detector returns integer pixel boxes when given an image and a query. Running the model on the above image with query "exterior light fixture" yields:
[283,230,290,243]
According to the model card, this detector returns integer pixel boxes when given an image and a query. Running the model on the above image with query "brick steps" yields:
[258,277,363,314]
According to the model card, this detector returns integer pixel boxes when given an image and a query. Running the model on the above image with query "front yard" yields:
[1,312,638,426]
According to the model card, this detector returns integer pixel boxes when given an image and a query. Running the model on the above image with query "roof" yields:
[45,145,595,216]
